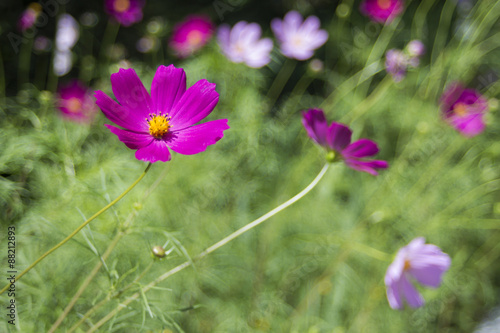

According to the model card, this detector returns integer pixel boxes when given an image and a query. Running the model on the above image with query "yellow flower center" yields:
[377,0,392,10]
[148,114,171,138]
[187,30,203,46]
[453,102,468,117]
[66,97,82,113]
[114,0,130,13]
[403,259,411,271]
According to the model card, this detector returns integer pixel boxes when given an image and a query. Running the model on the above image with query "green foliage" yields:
[1,1,500,332]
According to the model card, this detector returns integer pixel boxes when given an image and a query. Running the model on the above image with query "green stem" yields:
[18,36,33,90]
[266,58,297,109]
[0,163,152,296]
[86,164,330,332]
[98,20,120,66]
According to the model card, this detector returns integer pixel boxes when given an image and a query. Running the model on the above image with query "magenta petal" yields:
[344,159,388,176]
[105,124,153,149]
[169,79,219,130]
[449,113,486,137]
[135,140,171,162]
[343,139,379,158]
[302,109,329,146]
[110,68,153,119]
[400,274,424,308]
[326,122,352,151]
[151,65,186,114]
[95,91,149,132]
[166,119,230,155]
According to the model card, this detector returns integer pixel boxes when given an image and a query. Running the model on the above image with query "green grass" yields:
[1,1,500,332]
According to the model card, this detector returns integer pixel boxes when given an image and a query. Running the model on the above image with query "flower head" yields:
[104,0,144,27]
[406,40,425,67]
[217,21,273,68]
[271,11,328,61]
[302,109,388,175]
[360,0,404,24]
[18,3,42,32]
[57,80,98,123]
[385,49,408,82]
[95,65,229,163]
[169,15,214,58]
[385,237,451,310]
[440,82,488,137]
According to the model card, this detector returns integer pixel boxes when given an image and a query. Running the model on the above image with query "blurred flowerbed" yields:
[1,0,500,332]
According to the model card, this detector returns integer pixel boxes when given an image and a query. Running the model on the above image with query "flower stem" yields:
[86,164,330,332]
[48,163,169,332]
[266,58,297,110]
[0,163,152,296]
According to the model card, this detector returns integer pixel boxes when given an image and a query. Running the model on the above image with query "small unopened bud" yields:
[309,59,324,73]
[152,245,166,258]
[326,150,336,163]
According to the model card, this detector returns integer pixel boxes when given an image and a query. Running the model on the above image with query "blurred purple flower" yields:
[57,80,98,123]
[385,49,408,82]
[95,65,229,163]
[385,237,451,310]
[360,0,404,24]
[217,21,273,68]
[440,82,489,137]
[271,11,328,61]
[104,0,144,27]
[302,109,388,175]
[18,3,42,32]
[56,14,79,51]
[169,15,214,58]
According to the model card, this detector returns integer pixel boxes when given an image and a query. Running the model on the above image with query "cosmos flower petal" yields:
[105,124,153,149]
[385,272,404,310]
[302,109,329,146]
[326,122,352,151]
[385,238,450,310]
[110,68,153,119]
[104,0,144,26]
[270,18,284,42]
[95,90,149,132]
[400,274,425,308]
[450,114,486,138]
[170,79,219,129]
[344,159,388,176]
[343,139,380,158]
[409,253,451,287]
[135,139,172,162]
[167,119,230,155]
[151,64,186,114]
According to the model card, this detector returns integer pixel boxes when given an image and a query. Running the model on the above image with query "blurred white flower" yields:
[53,50,73,77]
[56,14,79,51]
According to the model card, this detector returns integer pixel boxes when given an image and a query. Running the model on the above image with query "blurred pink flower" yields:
[385,237,451,310]
[360,0,404,24]
[169,15,214,58]
[302,109,388,175]
[271,11,328,61]
[57,81,98,123]
[440,82,488,137]
[217,21,273,68]
[104,0,144,27]
[18,3,42,32]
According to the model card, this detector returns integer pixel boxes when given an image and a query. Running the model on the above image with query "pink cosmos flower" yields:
[385,237,451,310]
[440,82,488,137]
[385,49,408,82]
[57,80,98,123]
[217,21,273,68]
[18,3,42,32]
[104,0,144,27]
[360,0,404,24]
[271,11,328,61]
[169,15,214,58]
[95,65,229,163]
[302,109,388,175]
